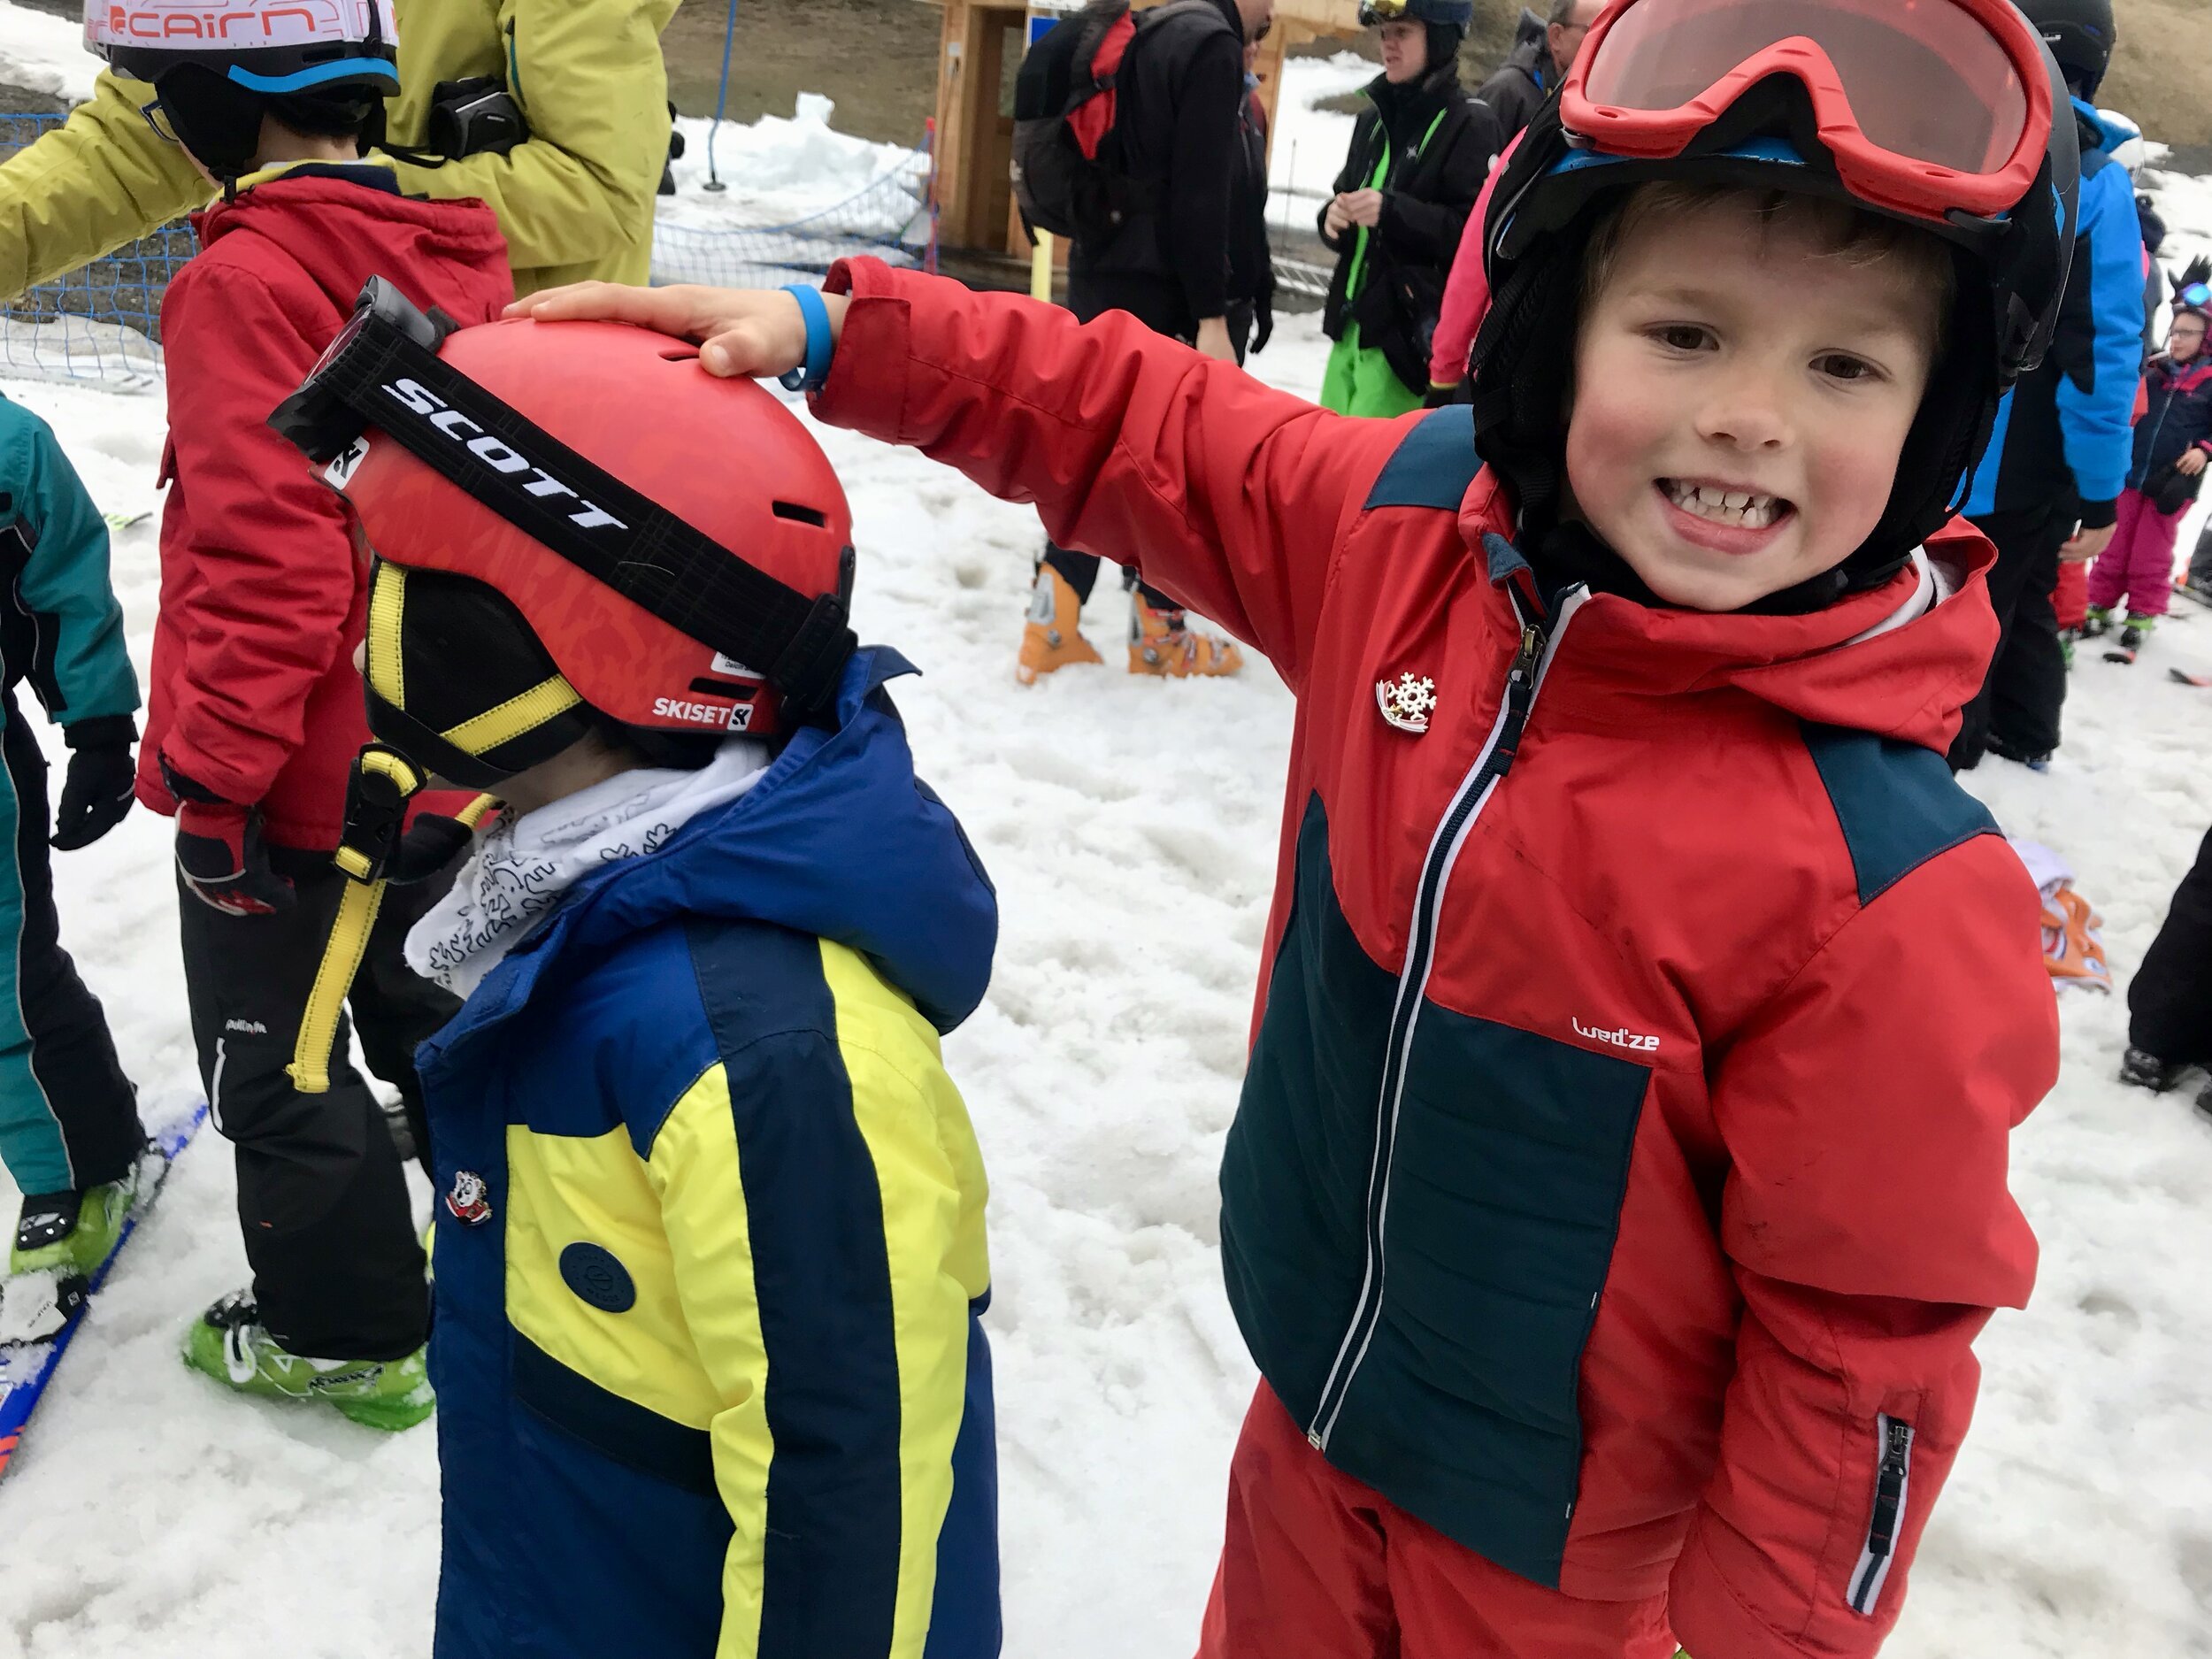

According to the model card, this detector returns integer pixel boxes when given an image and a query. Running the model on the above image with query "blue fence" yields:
[0,111,936,390]
[0,113,185,387]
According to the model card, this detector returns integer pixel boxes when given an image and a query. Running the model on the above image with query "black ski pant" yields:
[179,852,456,1359]
[0,688,141,1201]
[2131,823,2212,1068]
[1041,271,1245,611]
[2192,520,2212,590]
[1950,502,2071,770]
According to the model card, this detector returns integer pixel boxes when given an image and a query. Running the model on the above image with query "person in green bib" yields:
[1317,0,1497,417]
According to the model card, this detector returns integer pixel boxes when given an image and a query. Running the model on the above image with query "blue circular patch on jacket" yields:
[558,1243,636,1314]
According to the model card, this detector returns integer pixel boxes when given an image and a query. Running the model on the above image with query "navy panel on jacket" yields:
[1363,404,1478,511]
[926,1304,1003,1659]
[1801,724,2001,906]
[687,916,905,1659]
[1329,1001,1647,1588]
[1223,794,1398,1425]
[1225,791,1650,1589]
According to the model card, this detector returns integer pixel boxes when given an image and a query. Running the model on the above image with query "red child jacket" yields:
[815,259,2059,1659]
[137,168,513,849]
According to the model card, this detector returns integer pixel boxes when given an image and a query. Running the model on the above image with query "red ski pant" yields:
[2053,557,2088,632]
[1197,1385,1678,1659]
[2086,487,2187,618]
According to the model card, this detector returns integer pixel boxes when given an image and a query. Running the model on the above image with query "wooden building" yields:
[926,0,1363,262]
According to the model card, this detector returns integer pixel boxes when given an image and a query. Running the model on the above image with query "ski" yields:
[0,1102,206,1481]
[2168,667,2212,687]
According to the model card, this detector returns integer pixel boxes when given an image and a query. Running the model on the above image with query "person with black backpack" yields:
[1317,0,1496,418]
[1010,0,1273,684]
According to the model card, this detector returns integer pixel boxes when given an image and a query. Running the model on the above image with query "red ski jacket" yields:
[137,165,512,849]
[814,261,2059,1659]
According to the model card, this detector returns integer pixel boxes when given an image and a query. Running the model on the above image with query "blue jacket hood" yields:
[427,648,997,1063]
[2075,98,2130,157]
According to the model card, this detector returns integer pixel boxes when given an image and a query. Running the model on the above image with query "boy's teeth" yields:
[1665,480,1781,530]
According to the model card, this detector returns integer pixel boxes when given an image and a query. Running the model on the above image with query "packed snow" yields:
[657,95,927,235]
[4,42,2212,1659]
[0,0,98,105]
[1271,50,1373,210]
[2,303,2210,1659]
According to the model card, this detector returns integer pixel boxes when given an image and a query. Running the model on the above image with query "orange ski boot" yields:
[1016,564,1103,686]
[1128,595,1244,678]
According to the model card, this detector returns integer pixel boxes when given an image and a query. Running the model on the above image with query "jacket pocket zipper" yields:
[1304,590,1582,1454]
[1848,1414,1916,1616]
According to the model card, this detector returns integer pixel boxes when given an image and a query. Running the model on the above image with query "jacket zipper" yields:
[1305,588,1585,1453]
[1848,1415,1916,1616]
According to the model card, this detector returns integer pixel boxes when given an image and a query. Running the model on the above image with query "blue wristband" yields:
[778,284,834,393]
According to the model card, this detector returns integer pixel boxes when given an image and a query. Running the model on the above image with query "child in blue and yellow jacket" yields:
[269,311,1001,1656]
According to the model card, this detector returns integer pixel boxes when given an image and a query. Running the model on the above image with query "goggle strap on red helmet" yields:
[271,281,856,718]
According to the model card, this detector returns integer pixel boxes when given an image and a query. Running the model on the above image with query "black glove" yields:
[387,812,480,884]
[1423,380,1466,410]
[1253,285,1274,356]
[50,717,137,851]
[163,756,295,917]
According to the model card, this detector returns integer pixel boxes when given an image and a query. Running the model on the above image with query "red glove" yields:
[162,757,295,917]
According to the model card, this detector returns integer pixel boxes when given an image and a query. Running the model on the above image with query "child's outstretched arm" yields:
[514,264,1414,687]
[1671,839,2057,1658]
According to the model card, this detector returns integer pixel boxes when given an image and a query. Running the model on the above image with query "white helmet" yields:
[85,0,398,96]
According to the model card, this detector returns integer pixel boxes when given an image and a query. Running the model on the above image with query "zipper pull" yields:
[1509,624,1543,686]
[1880,1416,1912,1471]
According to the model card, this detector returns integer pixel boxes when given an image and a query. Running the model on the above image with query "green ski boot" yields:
[181,1292,434,1432]
[11,1165,140,1278]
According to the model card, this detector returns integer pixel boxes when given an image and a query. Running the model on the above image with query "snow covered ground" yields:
[3,308,2211,1659]
[4,39,2212,1659]
[0,0,98,104]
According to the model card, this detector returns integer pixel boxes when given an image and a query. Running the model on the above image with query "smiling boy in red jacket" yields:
[517,0,2066,1652]
[89,5,512,1425]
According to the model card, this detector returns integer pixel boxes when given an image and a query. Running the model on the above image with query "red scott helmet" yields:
[272,281,856,788]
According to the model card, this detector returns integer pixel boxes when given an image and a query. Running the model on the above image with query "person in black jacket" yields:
[1472,0,1601,147]
[1018,0,1271,684]
[1317,0,1494,417]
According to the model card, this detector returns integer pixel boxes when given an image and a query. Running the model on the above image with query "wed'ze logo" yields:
[379,378,626,532]
[1573,1018,1660,1055]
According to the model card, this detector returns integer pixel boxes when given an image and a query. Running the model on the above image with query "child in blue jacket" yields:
[0,393,143,1280]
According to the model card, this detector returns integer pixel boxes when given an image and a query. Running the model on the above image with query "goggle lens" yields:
[1580,0,2030,176]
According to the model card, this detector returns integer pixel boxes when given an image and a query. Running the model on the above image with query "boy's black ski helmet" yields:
[1469,0,2081,608]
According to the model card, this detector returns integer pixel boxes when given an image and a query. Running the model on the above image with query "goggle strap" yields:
[312,326,855,717]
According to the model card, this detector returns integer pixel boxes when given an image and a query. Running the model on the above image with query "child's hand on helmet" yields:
[504,282,849,382]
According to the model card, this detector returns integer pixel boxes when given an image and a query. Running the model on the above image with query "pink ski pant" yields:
[2087,487,2188,617]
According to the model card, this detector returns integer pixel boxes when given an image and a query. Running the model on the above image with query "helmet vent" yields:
[772,501,829,527]
[658,345,701,361]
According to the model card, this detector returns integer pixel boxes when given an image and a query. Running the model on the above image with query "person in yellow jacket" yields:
[265,289,1002,1655]
[1,0,680,299]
